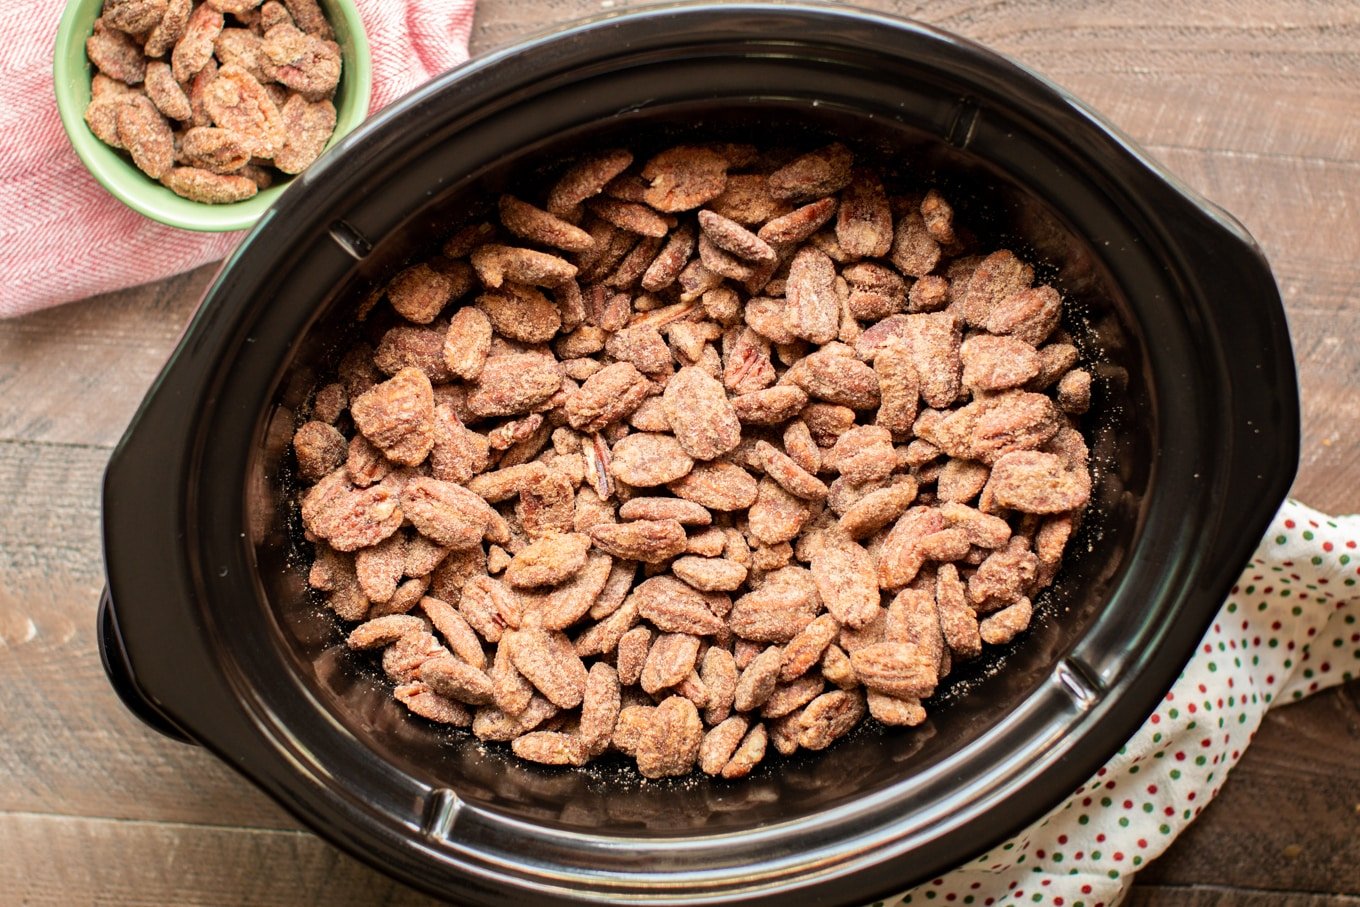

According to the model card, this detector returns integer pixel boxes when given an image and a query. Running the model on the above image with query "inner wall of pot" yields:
[254,103,1149,835]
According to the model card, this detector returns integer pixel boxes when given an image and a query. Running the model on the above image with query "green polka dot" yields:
[1143,802,1154,813]
[1092,850,1102,860]
[1169,708,1179,719]
[1311,556,1324,566]
[1292,606,1303,616]
[1208,661,1218,672]
[1100,796,1112,807]
[1227,602,1238,613]
[1133,856,1143,867]
[1129,765,1140,775]
[1108,869,1120,879]
[1118,816,1130,827]
[1169,769,1181,780]
[1195,755,1207,766]
[1303,530,1314,540]
[1275,535,1287,545]
[1078,814,1089,825]
[1159,824,1171,834]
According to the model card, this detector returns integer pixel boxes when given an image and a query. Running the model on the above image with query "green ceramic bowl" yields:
[53,0,372,232]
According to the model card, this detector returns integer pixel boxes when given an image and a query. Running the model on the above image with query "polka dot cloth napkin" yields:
[881,498,1360,907]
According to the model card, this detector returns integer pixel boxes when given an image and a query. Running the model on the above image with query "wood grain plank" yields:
[0,813,440,907]
[0,439,298,832]
[1131,884,1360,907]
[1139,680,1360,894]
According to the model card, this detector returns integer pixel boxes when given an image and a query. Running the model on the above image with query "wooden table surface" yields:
[3,1,1358,904]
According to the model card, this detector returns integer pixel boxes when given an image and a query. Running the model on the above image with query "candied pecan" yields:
[802,402,856,447]
[1030,342,1080,390]
[145,0,192,57]
[292,420,346,482]
[889,212,941,278]
[755,440,828,501]
[179,126,251,173]
[615,626,653,688]
[987,284,1063,346]
[466,353,561,418]
[301,468,403,551]
[908,274,950,313]
[641,146,729,212]
[877,505,947,589]
[487,641,533,715]
[836,171,892,258]
[826,425,896,485]
[936,459,989,503]
[1056,368,1092,414]
[161,166,258,203]
[661,366,742,461]
[698,716,749,775]
[367,573,430,618]
[428,406,490,484]
[588,197,671,237]
[782,246,839,344]
[757,197,837,246]
[564,361,652,433]
[260,23,340,100]
[709,174,791,227]
[961,333,1041,392]
[778,613,841,682]
[349,367,434,466]
[437,310,491,383]
[275,94,336,174]
[987,450,1090,513]
[635,695,704,778]
[687,527,728,558]
[143,62,191,123]
[820,644,857,689]
[548,149,633,214]
[849,641,938,699]
[504,628,588,709]
[670,556,747,593]
[576,663,622,755]
[476,283,562,343]
[607,433,692,487]
[618,498,711,526]
[588,519,686,564]
[842,262,906,321]
[733,645,783,712]
[768,143,854,200]
[837,478,917,539]
[203,64,283,157]
[698,209,777,262]
[747,477,812,546]
[347,614,425,650]
[787,348,880,410]
[794,689,865,750]
[698,233,759,281]
[728,568,818,642]
[641,633,702,694]
[639,223,697,292]
[811,538,879,629]
[114,96,174,180]
[873,342,920,437]
[419,655,495,705]
[354,532,404,603]
[722,326,777,396]
[782,420,821,474]
[504,532,591,588]
[935,563,981,659]
[968,537,1039,608]
[420,596,486,668]
[171,5,225,82]
[629,575,722,635]
[399,477,495,550]
[471,244,577,289]
[472,694,558,742]
[979,596,1034,645]
[394,682,472,725]
[959,250,1033,327]
[936,391,1061,464]
[511,731,588,766]
[940,501,1011,548]
[498,194,594,252]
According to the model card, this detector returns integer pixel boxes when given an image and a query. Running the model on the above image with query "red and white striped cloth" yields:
[0,0,474,320]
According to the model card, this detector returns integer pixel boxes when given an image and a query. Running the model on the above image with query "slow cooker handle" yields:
[97,587,197,745]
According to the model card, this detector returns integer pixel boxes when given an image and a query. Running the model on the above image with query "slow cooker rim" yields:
[101,4,1300,905]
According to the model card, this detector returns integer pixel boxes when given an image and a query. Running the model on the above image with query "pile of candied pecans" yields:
[293,140,1096,779]
[83,0,341,203]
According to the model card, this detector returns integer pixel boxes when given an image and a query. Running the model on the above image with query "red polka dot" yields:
[1346,540,1356,549]
[971,882,981,889]
[1164,807,1174,816]
[1122,799,1133,809]
[1096,833,1106,843]
[1081,885,1092,895]
[1285,519,1296,528]
[1166,692,1175,702]
[1138,838,1148,848]
[1151,714,1161,724]
[1114,851,1125,861]
[1197,683,1208,693]
[1323,541,1334,552]
[1188,703,1197,714]
[1147,784,1158,794]
[1174,751,1186,761]
[932,878,944,885]
[1036,849,1046,859]
[1188,792,1197,801]
[1057,835,1068,845]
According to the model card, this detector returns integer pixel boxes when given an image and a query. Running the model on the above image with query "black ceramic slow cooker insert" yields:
[99,5,1300,905]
